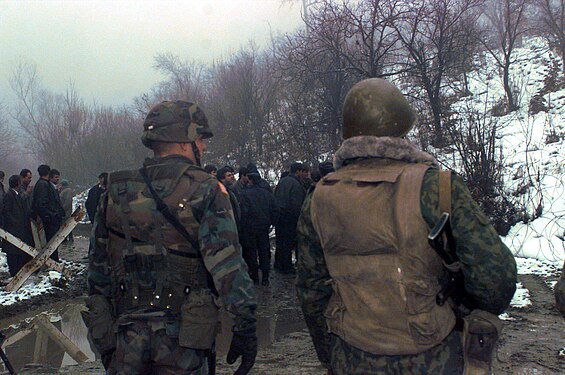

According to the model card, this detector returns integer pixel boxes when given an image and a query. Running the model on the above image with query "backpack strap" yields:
[439,170,452,215]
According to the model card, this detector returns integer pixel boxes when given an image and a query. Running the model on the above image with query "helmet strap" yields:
[191,141,202,167]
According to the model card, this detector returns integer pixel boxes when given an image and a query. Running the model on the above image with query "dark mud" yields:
[494,274,565,374]
[1,231,563,374]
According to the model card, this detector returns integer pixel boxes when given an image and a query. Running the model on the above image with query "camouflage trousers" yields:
[330,330,464,375]
[108,319,209,375]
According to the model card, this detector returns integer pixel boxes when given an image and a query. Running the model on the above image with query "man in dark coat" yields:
[246,163,272,192]
[32,164,65,261]
[0,170,5,228]
[231,166,249,199]
[273,162,307,273]
[240,172,278,285]
[218,165,242,226]
[18,168,34,215]
[85,172,108,223]
[2,175,33,276]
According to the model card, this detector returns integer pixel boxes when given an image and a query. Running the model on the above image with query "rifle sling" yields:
[139,167,218,296]
[139,167,201,252]
[439,170,452,215]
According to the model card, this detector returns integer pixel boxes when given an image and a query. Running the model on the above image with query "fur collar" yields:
[333,136,438,170]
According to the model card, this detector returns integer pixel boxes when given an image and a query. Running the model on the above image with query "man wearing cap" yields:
[84,100,257,374]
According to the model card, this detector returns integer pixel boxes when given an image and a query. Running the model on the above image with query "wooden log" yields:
[5,209,84,292]
[0,229,72,279]
[34,315,89,364]
[33,324,48,363]
[0,328,34,350]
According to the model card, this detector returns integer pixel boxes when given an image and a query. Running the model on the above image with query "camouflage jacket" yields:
[296,136,517,372]
[87,155,257,333]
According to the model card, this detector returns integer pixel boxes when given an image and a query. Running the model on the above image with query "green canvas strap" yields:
[439,170,452,215]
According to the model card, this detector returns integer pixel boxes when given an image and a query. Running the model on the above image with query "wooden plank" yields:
[5,209,84,292]
[34,315,89,364]
[33,324,48,363]
[0,229,72,279]
[0,328,34,350]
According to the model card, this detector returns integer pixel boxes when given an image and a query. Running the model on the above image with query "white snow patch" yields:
[498,312,516,321]
[510,282,531,308]
[0,274,59,306]
[515,257,561,277]
[0,251,8,273]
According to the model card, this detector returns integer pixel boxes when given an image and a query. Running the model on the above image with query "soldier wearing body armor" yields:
[84,100,257,374]
[296,78,517,374]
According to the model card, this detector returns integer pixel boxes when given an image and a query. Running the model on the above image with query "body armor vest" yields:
[310,159,455,355]
[105,163,213,316]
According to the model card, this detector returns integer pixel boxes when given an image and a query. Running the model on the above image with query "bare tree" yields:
[206,44,281,174]
[0,101,16,162]
[395,0,484,145]
[533,0,565,76]
[304,0,404,78]
[481,0,530,112]
[132,54,209,116]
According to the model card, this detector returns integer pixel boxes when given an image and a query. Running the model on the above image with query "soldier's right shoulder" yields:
[184,165,215,183]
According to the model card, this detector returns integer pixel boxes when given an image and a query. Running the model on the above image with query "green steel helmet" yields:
[141,100,213,148]
[342,78,417,139]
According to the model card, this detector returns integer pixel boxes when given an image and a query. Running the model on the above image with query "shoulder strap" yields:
[139,167,201,254]
[140,167,219,297]
[439,170,452,215]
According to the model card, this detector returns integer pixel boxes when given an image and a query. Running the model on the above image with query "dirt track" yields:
[1,230,563,374]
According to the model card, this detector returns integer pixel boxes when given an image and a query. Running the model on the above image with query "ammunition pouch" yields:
[461,309,502,375]
[179,290,220,350]
[81,295,117,355]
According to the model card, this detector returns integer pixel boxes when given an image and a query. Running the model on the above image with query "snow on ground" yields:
[0,272,62,306]
[510,281,532,309]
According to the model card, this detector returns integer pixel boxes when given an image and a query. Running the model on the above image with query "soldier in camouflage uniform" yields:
[84,100,257,374]
[296,78,517,374]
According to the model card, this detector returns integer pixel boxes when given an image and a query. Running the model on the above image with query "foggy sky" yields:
[0,0,303,107]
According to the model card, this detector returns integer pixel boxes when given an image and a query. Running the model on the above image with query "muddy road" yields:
[1,230,563,374]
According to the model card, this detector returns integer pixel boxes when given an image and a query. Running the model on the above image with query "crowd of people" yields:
[0,165,90,276]
[201,160,334,286]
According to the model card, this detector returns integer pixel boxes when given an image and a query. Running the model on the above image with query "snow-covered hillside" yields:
[442,37,564,267]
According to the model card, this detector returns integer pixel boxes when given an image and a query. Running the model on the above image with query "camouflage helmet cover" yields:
[342,78,417,139]
[141,100,213,148]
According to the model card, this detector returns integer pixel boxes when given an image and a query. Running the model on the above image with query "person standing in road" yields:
[32,164,65,261]
[1,175,33,276]
[296,78,517,374]
[274,162,307,273]
[239,171,278,286]
[85,172,108,223]
[59,179,74,243]
[0,171,5,228]
[84,100,257,374]
[18,168,34,215]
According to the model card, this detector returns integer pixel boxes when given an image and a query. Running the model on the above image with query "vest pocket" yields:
[179,290,220,349]
[405,279,442,346]
[405,279,439,314]
[324,280,346,334]
[408,314,442,346]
